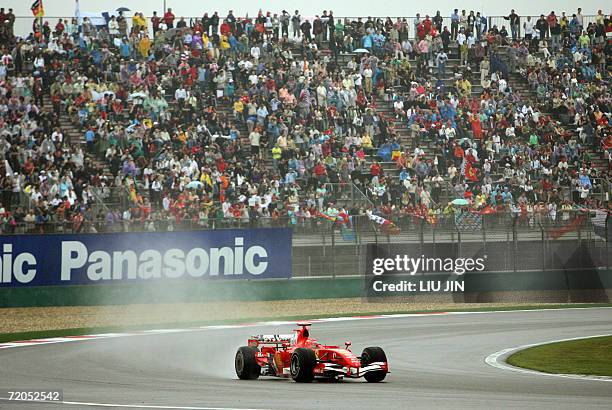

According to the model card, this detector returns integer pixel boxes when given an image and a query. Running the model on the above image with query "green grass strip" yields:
[507,336,612,377]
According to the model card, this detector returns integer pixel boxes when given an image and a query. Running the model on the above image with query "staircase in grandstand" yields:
[505,55,610,203]
[49,41,609,212]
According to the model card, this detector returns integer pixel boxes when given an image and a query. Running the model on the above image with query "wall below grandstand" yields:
[0,270,611,307]
[0,228,609,306]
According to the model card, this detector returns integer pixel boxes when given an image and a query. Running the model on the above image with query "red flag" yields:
[464,161,479,182]
[316,211,336,222]
[31,0,44,17]
[366,211,401,234]
[337,212,351,227]
[549,216,586,239]
[380,222,401,235]
[478,205,497,215]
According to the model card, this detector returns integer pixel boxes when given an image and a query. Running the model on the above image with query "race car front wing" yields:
[317,361,388,378]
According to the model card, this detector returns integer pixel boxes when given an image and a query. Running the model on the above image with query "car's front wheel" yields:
[235,346,261,380]
[290,348,316,382]
[361,346,387,382]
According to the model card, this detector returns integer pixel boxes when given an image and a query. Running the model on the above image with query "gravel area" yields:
[0,299,572,334]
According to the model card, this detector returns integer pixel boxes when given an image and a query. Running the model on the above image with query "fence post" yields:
[386,233,391,254]
[512,223,517,272]
[308,256,312,277]
[322,230,326,257]
[607,217,610,269]
[419,219,424,254]
[331,226,336,279]
[541,226,546,272]
[505,227,509,271]
[450,227,455,257]
[482,216,487,258]
[457,229,461,259]
[578,223,583,268]
[432,223,436,257]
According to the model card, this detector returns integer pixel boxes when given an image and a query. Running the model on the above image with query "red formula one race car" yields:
[234,322,389,382]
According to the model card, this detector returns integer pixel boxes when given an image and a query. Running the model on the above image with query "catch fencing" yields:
[0,211,608,277]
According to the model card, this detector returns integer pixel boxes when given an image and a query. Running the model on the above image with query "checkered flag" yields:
[455,211,483,231]
[591,209,609,241]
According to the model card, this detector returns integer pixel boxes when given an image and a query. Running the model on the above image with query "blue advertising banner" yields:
[0,228,292,287]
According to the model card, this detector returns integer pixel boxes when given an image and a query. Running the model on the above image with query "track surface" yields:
[1,308,611,409]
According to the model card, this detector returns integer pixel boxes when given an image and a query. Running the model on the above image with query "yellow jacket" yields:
[132,15,147,29]
[139,37,151,57]
[220,35,230,50]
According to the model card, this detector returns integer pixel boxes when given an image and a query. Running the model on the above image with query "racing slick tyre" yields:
[290,348,317,382]
[235,346,261,380]
[361,346,387,382]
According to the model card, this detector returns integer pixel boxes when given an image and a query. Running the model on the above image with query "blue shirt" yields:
[362,34,373,48]
[120,43,130,57]
[197,67,207,82]
[579,175,592,188]
[85,129,95,142]
[285,172,296,185]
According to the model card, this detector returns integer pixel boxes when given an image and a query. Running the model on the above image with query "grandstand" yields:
[0,7,609,240]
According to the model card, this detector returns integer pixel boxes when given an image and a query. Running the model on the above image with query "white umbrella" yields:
[353,48,370,53]
[128,92,147,100]
[451,198,469,206]
[186,181,203,189]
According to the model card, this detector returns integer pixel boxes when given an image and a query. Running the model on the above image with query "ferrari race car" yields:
[235,322,388,382]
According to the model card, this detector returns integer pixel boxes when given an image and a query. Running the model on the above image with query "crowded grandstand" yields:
[0,6,609,234]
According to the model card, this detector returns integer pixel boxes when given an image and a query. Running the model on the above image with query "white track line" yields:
[485,333,612,382]
[0,398,267,410]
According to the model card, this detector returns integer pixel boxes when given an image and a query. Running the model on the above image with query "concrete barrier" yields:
[1,269,610,307]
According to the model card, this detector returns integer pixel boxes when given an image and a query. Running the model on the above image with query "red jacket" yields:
[163,11,175,25]
[313,164,326,177]
[220,22,231,35]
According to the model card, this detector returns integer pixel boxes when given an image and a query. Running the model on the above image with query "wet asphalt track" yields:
[1,308,611,410]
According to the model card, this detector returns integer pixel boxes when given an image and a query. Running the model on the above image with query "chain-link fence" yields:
[0,211,608,277]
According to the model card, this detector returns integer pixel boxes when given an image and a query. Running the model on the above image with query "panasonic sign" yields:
[0,229,291,287]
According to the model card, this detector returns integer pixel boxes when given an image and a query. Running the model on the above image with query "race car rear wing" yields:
[248,334,294,347]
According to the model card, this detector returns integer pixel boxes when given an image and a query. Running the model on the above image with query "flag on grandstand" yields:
[316,211,336,223]
[410,206,438,225]
[591,209,609,241]
[31,0,44,17]
[366,210,401,235]
[455,211,482,231]
[316,211,356,241]
[338,212,356,241]
[478,205,497,215]
[549,215,586,239]
[464,161,479,182]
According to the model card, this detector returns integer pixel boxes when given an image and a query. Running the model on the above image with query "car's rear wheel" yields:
[361,346,387,382]
[235,346,261,380]
[290,348,316,382]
